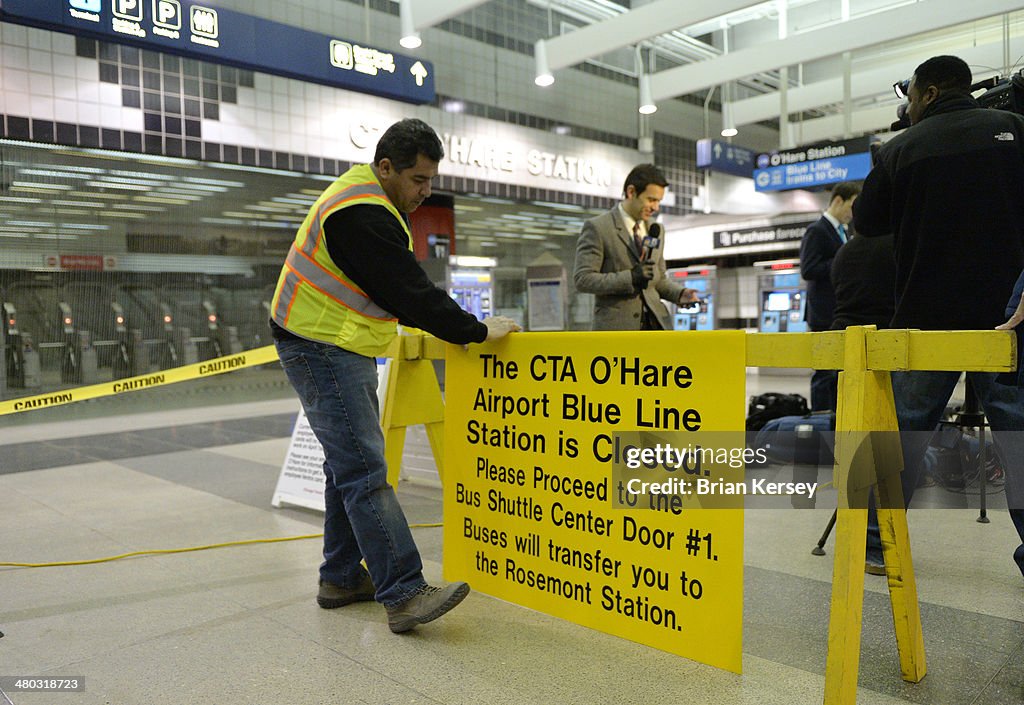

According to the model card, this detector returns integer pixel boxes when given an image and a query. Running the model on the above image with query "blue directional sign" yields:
[696,138,755,178]
[0,0,435,104]
[752,152,872,192]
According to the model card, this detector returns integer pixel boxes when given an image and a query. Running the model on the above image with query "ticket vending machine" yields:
[756,260,807,333]
[448,264,494,320]
[666,265,716,331]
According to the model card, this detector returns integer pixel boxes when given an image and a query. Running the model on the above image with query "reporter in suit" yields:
[799,181,860,410]
[573,164,696,330]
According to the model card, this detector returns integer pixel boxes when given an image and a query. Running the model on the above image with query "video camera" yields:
[890,69,1024,130]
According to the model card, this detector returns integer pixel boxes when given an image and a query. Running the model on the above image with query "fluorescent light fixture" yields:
[134,195,192,205]
[100,211,147,218]
[553,125,571,135]
[531,201,584,212]
[0,232,29,238]
[33,233,79,240]
[61,223,110,230]
[443,100,465,113]
[70,191,128,200]
[109,169,173,180]
[0,196,43,204]
[638,74,657,115]
[209,162,303,177]
[534,40,554,87]
[183,176,246,188]
[450,255,497,268]
[7,220,55,227]
[50,200,105,208]
[112,204,166,212]
[399,0,421,49]
[11,181,73,190]
[252,221,296,229]
[201,217,246,225]
[245,204,293,212]
[86,180,153,191]
[18,169,92,179]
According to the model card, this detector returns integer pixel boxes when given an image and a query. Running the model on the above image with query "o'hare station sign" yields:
[444,331,748,673]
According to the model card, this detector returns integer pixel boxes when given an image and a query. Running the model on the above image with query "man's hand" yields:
[483,316,522,341]
[996,296,1024,330]
[632,262,655,291]
[678,288,698,304]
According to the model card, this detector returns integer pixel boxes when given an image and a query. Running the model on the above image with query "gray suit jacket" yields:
[573,208,684,331]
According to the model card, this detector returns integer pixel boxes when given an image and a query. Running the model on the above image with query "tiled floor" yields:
[0,372,1020,705]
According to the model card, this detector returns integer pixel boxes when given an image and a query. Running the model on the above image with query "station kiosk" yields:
[666,265,717,331]
[755,259,808,333]
[449,266,493,320]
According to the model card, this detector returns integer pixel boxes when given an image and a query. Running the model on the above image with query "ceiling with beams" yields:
[411,0,1024,146]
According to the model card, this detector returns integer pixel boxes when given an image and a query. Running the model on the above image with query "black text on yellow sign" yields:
[443,331,746,673]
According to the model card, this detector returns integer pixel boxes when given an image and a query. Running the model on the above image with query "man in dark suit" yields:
[799,181,860,410]
[574,164,696,330]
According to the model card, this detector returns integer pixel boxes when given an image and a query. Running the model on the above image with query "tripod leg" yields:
[812,509,838,555]
[977,421,990,523]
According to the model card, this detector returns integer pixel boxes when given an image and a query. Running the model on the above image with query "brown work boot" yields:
[317,573,376,609]
[386,582,470,633]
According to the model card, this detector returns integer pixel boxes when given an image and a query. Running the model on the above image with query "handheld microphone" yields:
[640,222,661,262]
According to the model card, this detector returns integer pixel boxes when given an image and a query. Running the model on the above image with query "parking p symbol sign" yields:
[153,0,181,29]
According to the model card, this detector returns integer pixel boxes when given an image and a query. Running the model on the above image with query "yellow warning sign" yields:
[443,331,746,672]
[0,346,279,416]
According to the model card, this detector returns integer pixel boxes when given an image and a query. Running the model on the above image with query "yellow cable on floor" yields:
[0,523,442,568]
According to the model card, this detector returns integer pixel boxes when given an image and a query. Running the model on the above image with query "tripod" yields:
[811,375,990,555]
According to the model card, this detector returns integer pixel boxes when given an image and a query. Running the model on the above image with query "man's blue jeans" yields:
[866,368,1024,565]
[275,336,427,607]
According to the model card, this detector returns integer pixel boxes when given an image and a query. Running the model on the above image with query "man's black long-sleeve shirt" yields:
[274,203,486,346]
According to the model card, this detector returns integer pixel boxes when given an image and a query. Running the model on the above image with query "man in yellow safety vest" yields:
[270,118,520,632]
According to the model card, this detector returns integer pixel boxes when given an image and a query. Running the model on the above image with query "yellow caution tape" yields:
[0,345,280,417]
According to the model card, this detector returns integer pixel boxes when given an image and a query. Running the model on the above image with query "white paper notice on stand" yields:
[271,411,328,511]
[272,360,390,512]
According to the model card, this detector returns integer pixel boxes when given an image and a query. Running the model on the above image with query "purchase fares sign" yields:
[0,0,434,103]
[753,137,873,192]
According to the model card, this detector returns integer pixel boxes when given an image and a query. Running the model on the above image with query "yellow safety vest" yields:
[271,163,411,357]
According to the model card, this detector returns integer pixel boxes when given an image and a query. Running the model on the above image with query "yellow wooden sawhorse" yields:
[378,326,1017,705]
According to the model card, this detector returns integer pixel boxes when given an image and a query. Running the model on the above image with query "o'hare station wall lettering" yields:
[443,331,746,672]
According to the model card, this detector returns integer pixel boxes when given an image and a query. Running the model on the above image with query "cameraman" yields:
[854,54,1024,578]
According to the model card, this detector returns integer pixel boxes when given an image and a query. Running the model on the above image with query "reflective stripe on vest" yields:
[282,245,394,320]
[301,182,388,258]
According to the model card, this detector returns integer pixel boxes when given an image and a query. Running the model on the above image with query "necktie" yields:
[838,224,847,243]
[633,222,643,256]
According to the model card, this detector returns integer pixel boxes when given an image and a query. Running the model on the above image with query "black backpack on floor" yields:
[745,393,810,432]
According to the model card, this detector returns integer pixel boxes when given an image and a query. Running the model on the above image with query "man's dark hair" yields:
[374,118,444,171]
[622,163,668,198]
[913,55,973,95]
[830,181,861,203]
